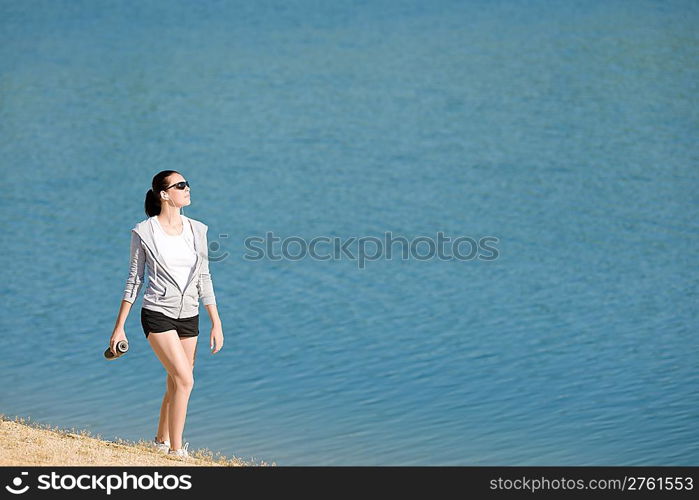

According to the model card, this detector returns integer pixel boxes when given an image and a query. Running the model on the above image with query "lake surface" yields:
[1,0,697,465]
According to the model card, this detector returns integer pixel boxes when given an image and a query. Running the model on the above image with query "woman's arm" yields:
[204,303,221,328]
[110,231,144,354]
[114,300,134,331]
[123,231,146,303]
[197,233,217,306]
[198,229,223,352]
[206,304,224,353]
[109,300,133,355]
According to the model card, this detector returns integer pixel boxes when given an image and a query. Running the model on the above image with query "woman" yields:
[109,170,224,459]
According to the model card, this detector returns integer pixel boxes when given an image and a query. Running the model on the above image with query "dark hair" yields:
[144,170,180,217]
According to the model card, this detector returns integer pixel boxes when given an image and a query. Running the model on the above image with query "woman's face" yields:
[162,173,191,208]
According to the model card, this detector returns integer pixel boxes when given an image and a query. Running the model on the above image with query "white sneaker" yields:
[168,442,190,459]
[151,437,170,453]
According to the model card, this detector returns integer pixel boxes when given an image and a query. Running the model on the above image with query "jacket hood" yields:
[133,214,208,245]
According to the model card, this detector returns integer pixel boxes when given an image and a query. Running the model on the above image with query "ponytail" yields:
[144,188,161,217]
[144,169,179,217]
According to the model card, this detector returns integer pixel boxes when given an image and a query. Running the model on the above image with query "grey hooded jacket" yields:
[123,215,216,318]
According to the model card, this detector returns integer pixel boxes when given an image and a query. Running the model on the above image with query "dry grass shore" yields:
[0,414,266,466]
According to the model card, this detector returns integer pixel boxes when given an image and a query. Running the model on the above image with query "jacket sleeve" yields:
[123,230,146,303]
[197,227,217,306]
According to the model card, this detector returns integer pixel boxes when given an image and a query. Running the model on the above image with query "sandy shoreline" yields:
[0,414,264,466]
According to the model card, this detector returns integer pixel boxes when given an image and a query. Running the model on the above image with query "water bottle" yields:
[104,340,129,360]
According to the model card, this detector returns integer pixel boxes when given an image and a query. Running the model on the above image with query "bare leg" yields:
[156,340,196,443]
[155,374,175,443]
[147,331,197,451]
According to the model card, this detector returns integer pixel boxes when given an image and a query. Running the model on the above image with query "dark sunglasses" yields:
[165,180,190,190]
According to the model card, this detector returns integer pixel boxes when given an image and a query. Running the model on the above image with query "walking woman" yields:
[108,170,224,459]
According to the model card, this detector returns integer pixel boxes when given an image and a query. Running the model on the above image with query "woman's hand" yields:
[210,324,224,354]
[109,327,128,356]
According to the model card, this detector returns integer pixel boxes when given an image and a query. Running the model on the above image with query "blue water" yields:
[1,0,698,465]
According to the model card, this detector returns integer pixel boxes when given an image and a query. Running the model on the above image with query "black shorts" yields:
[141,307,199,339]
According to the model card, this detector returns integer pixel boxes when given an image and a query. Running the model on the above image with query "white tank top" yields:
[150,216,197,291]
